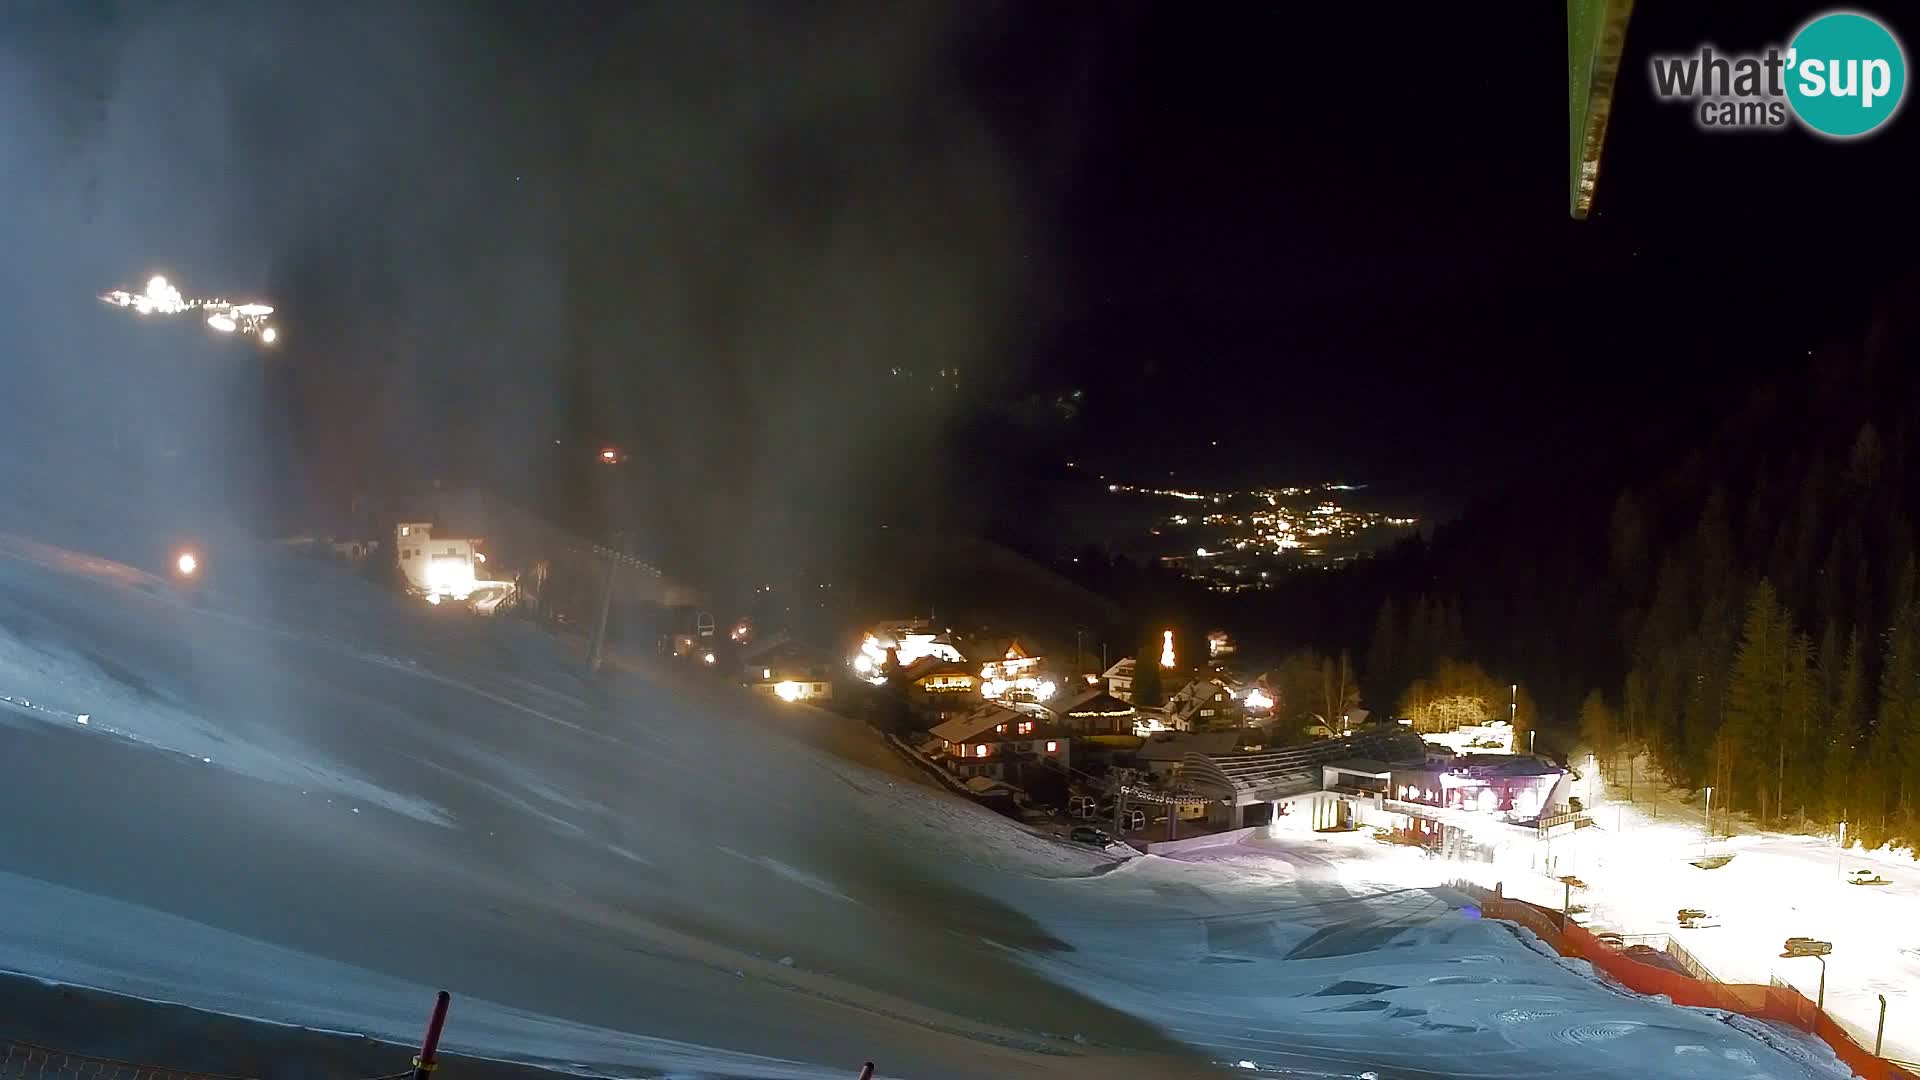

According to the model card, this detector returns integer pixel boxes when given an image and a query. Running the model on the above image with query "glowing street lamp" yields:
[174,551,199,577]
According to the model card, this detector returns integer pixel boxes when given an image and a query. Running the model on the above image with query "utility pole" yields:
[587,532,625,673]
[1704,785,1714,854]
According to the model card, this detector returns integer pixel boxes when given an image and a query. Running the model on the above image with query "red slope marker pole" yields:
[857,1064,875,1080]
[412,990,451,1080]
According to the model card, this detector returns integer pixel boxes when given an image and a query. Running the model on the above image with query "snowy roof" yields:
[1183,729,1430,801]
[1323,758,1395,776]
[901,657,973,683]
[1051,687,1135,718]
[739,636,832,667]
[1166,679,1232,720]
[1102,657,1136,679]
[929,704,1027,743]
[1135,731,1247,762]
[1444,755,1565,779]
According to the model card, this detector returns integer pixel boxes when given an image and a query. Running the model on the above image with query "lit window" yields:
[400,526,412,536]
[762,668,771,680]
[1018,721,1033,735]
[974,744,989,758]
[1046,741,1058,753]
[995,723,1007,733]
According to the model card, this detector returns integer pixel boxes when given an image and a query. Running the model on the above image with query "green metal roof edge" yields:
[1569,0,1637,219]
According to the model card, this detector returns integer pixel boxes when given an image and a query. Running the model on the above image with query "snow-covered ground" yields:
[1481,755,1918,1065]
[0,475,1864,1077]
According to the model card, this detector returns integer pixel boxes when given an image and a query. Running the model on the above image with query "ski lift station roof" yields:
[1182,728,1429,806]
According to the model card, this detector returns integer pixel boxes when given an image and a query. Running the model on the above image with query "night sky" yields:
[1014,1,1919,502]
[3,1,1915,589]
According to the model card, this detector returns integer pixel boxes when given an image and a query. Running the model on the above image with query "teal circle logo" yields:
[1786,11,1907,138]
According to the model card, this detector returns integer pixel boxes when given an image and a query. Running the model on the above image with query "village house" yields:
[900,656,980,728]
[1101,656,1136,702]
[740,637,837,703]
[928,703,1071,783]
[1166,677,1241,731]
[1048,687,1137,736]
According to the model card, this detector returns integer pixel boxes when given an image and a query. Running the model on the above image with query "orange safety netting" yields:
[1462,886,1916,1080]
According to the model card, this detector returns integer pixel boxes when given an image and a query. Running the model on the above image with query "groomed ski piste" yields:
[0,462,1862,1078]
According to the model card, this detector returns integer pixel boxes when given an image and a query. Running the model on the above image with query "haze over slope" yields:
[0,456,1849,1080]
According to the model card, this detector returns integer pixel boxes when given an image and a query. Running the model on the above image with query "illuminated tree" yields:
[1398,659,1518,735]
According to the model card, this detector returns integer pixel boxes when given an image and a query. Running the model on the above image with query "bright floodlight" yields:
[775,680,803,702]
[175,552,198,576]
[102,273,277,345]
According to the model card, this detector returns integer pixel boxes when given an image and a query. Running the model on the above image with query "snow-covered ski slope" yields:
[0,475,1854,1078]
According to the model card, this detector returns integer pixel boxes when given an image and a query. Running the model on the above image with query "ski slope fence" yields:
[1450,880,1917,1080]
